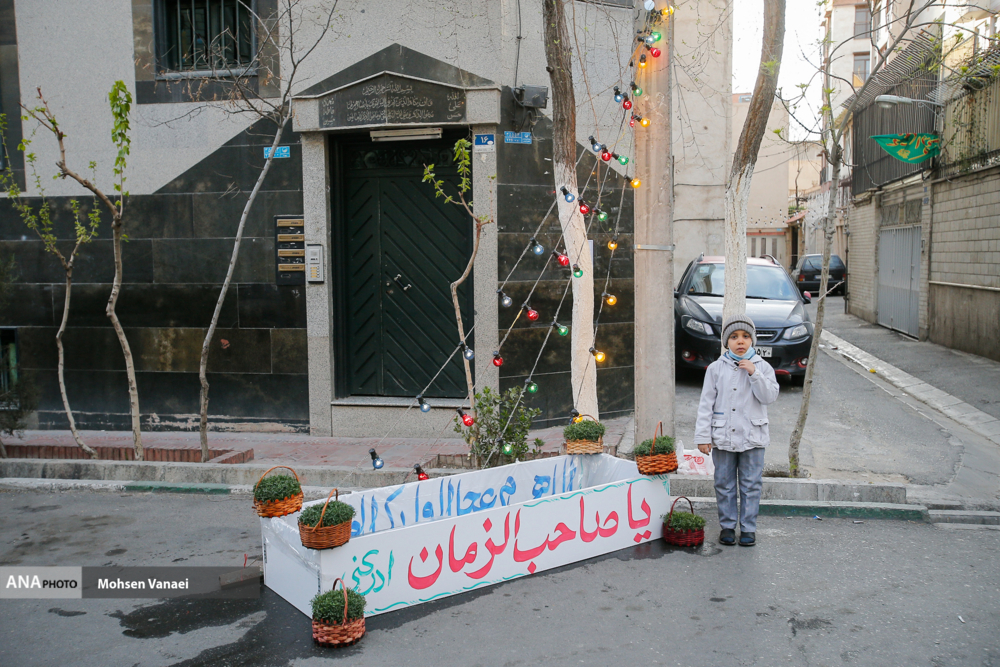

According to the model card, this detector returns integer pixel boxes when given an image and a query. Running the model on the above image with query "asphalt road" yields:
[674,309,962,485]
[1,490,998,667]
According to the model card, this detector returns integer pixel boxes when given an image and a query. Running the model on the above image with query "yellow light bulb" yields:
[661,5,674,16]
[640,117,651,127]
[606,294,617,306]
[608,239,618,251]
[594,350,606,363]
[631,178,641,189]
[639,60,647,68]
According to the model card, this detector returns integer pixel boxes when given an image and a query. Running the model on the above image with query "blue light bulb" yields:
[463,346,475,361]
[561,187,576,203]
[531,239,545,255]
[369,448,384,470]
[419,399,431,413]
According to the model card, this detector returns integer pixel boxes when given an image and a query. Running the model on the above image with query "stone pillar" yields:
[633,12,675,442]
[302,132,333,436]
[471,124,500,398]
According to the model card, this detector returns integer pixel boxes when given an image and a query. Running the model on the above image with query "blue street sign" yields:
[473,134,495,152]
[504,131,533,144]
[264,146,291,159]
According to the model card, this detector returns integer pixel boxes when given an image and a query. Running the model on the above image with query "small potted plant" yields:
[662,497,706,547]
[633,421,677,475]
[563,415,605,455]
[311,578,366,647]
[252,466,303,517]
[299,489,355,550]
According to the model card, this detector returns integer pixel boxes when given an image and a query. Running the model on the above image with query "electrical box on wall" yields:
[275,216,305,285]
[307,245,324,283]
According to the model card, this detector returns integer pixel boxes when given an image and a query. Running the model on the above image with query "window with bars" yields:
[156,0,255,74]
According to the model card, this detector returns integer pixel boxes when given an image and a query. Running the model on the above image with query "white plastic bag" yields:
[678,440,715,476]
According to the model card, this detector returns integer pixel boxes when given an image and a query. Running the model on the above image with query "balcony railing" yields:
[939,74,1000,177]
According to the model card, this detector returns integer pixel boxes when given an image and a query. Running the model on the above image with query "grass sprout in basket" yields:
[311,579,366,647]
[563,418,606,455]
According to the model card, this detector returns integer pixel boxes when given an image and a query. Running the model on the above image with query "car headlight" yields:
[783,324,810,340]
[683,317,714,336]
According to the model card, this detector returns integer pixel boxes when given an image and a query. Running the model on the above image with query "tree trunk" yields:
[452,219,485,415]
[722,0,786,327]
[199,114,288,461]
[58,266,97,458]
[788,142,840,476]
[543,0,598,418]
[106,222,143,460]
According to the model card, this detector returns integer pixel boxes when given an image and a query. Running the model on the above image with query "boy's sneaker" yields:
[739,532,756,547]
[719,529,736,545]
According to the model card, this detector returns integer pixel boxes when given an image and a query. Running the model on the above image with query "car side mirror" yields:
[802,291,812,304]
[674,289,679,298]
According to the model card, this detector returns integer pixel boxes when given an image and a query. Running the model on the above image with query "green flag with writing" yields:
[871,133,940,163]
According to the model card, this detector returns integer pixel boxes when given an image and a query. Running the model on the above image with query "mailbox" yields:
[275,216,305,285]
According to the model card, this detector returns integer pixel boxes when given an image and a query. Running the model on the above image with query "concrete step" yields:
[681,497,927,521]
[669,474,907,504]
[927,510,1000,525]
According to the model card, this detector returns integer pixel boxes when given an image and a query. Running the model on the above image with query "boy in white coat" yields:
[695,316,779,546]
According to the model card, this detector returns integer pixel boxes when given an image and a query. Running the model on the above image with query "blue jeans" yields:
[712,447,765,533]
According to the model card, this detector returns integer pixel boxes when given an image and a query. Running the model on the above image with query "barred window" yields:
[156,0,255,73]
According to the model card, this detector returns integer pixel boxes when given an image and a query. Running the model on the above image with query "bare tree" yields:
[21,83,141,460]
[784,0,947,475]
[196,0,340,461]
[0,120,100,458]
[543,0,599,419]
[722,0,786,325]
[422,139,494,415]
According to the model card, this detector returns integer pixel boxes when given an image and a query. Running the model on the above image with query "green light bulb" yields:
[558,325,569,336]
[617,155,629,165]
[634,86,643,96]
[502,442,513,455]
[597,210,609,221]
[572,265,584,278]
[526,382,538,394]
[651,31,662,42]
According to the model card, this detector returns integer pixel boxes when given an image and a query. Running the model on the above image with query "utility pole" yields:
[633,7,674,444]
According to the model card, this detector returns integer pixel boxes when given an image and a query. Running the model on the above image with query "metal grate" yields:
[756,329,779,343]
[157,0,255,73]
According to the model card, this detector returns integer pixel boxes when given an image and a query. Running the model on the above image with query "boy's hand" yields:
[738,360,756,375]
[697,443,712,455]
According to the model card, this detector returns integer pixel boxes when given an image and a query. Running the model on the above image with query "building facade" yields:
[0,0,732,435]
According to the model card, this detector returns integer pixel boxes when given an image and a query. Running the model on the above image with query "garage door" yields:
[877,225,920,337]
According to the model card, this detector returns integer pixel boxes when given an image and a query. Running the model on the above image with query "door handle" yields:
[393,274,412,291]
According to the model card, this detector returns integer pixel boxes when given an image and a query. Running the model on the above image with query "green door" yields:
[340,140,472,398]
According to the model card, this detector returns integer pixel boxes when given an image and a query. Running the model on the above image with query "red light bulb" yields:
[629,115,636,127]
[462,413,475,427]
[556,253,570,267]
[579,202,591,214]
[601,150,612,162]
[492,353,503,367]
[623,99,633,110]
[650,47,661,58]
[527,308,539,321]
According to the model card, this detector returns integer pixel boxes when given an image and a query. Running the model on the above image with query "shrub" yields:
[633,435,675,456]
[454,386,541,468]
[299,500,355,528]
[563,420,605,442]
[254,474,301,503]
[662,511,706,532]
[312,586,366,624]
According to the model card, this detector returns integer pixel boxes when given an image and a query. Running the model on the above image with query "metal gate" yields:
[877,225,920,337]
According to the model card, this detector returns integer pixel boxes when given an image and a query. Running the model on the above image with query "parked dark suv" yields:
[791,254,846,295]
[674,255,813,384]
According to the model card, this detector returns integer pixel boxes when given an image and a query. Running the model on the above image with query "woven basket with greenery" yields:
[661,497,705,547]
[311,578,366,647]
[299,489,355,550]
[563,416,605,455]
[252,466,303,517]
[634,421,677,475]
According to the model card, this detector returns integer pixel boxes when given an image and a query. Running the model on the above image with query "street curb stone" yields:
[0,478,356,499]
[684,496,928,521]
[821,330,1000,447]
[668,474,907,504]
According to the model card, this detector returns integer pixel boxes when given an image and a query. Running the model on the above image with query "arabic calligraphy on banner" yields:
[318,73,467,128]
[316,475,671,616]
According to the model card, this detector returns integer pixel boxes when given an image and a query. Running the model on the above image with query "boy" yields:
[694,316,779,547]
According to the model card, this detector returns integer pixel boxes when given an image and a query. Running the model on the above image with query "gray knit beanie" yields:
[722,315,757,346]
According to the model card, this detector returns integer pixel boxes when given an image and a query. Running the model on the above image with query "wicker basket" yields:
[252,465,304,518]
[299,488,352,550]
[635,421,678,475]
[662,496,705,547]
[312,578,366,647]
[565,414,604,455]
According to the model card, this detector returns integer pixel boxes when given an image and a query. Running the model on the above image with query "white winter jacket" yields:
[694,352,780,452]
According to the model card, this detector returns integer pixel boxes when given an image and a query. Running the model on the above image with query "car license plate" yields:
[757,347,772,358]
